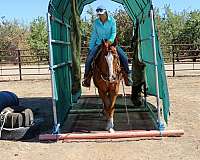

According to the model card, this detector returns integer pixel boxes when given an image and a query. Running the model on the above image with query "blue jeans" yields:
[117,47,131,74]
[84,45,100,75]
[84,45,130,75]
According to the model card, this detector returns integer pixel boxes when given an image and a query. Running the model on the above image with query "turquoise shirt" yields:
[89,16,116,49]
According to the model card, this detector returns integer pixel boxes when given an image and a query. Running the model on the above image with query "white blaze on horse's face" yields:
[105,51,114,81]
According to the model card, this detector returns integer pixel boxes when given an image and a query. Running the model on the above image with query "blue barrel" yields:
[0,91,19,112]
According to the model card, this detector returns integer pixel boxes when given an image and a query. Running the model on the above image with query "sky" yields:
[0,0,199,24]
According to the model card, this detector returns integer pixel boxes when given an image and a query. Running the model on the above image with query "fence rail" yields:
[0,44,200,80]
[0,49,49,80]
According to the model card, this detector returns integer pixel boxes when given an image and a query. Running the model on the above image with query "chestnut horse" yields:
[92,41,122,133]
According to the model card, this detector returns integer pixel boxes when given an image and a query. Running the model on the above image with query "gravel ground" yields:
[0,74,200,160]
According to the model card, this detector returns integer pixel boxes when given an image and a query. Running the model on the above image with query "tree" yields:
[80,5,96,46]
[176,10,200,44]
[112,8,133,46]
[86,5,96,25]
[27,17,48,52]
[0,18,28,50]
[157,5,186,45]
[80,17,92,46]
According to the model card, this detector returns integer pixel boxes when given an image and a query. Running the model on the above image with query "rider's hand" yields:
[105,41,112,48]
[110,46,116,52]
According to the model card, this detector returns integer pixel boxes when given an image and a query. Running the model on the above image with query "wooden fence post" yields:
[17,50,22,80]
[172,46,175,77]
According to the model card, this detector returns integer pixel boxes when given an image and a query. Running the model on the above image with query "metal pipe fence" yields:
[0,44,200,80]
[161,44,200,76]
[0,49,50,80]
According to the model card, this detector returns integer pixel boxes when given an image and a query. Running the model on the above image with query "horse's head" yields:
[99,40,121,82]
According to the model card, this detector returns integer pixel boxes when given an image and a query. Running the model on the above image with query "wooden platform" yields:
[61,95,157,133]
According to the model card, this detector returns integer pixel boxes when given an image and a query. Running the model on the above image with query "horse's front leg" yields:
[99,91,118,133]
[106,114,115,133]
[105,83,120,133]
[105,93,118,133]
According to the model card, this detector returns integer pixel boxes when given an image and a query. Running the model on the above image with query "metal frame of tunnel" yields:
[47,0,170,134]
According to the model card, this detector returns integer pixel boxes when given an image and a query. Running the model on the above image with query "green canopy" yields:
[47,0,170,132]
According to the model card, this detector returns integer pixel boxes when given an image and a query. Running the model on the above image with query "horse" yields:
[92,40,122,133]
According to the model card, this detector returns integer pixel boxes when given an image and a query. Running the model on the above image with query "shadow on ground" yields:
[15,95,157,141]
[19,97,53,134]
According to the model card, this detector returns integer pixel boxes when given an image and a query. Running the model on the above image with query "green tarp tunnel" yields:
[47,0,170,133]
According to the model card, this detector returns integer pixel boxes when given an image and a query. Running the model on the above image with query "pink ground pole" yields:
[39,130,184,141]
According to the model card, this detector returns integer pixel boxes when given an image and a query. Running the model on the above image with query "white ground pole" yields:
[47,13,59,133]
[150,7,164,130]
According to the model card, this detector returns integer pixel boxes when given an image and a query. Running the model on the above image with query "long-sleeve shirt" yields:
[89,16,117,50]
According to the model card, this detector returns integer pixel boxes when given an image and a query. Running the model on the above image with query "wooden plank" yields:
[39,130,184,141]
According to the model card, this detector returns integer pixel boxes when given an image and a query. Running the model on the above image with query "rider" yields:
[82,5,133,87]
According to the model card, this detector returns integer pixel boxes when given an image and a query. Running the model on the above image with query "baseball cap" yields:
[96,5,107,15]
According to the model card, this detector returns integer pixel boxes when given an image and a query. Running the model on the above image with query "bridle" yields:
[94,47,122,84]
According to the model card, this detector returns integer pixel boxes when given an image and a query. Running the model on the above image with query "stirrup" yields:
[124,74,133,86]
[124,80,133,86]
[82,79,91,87]
[127,77,133,86]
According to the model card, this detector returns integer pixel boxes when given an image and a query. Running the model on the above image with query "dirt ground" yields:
[0,75,200,160]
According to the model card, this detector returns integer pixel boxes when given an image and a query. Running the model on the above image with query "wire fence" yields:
[0,44,200,80]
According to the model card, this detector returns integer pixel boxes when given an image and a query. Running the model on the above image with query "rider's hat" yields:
[96,5,107,15]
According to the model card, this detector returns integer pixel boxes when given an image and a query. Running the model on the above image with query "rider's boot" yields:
[124,73,133,86]
[82,72,92,87]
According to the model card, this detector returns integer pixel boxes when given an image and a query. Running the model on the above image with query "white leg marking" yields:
[106,117,115,133]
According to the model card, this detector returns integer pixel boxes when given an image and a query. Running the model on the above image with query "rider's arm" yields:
[108,17,116,44]
[89,21,97,50]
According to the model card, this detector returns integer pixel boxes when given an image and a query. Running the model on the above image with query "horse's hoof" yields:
[108,128,115,133]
